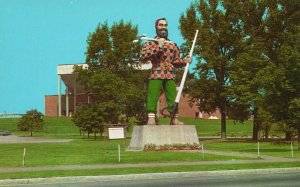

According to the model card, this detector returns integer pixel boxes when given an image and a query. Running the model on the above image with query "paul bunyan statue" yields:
[140,18,192,125]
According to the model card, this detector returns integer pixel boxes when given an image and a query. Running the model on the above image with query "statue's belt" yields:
[153,61,172,67]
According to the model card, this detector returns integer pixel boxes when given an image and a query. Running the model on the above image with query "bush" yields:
[17,109,44,136]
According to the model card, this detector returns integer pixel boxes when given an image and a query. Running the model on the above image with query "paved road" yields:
[4,170,300,187]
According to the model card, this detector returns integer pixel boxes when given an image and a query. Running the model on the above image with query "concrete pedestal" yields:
[127,125,199,151]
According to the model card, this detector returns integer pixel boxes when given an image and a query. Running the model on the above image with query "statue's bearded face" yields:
[156,20,168,38]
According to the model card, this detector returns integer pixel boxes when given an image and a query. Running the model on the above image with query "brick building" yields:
[45,64,220,119]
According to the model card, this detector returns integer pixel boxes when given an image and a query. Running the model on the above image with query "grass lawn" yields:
[1,162,300,180]
[0,117,299,180]
[159,118,284,137]
[0,139,254,167]
[201,139,300,158]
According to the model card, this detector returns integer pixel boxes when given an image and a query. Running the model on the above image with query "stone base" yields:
[127,125,199,151]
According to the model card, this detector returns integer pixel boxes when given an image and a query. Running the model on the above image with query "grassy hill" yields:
[0,117,284,138]
[0,117,79,138]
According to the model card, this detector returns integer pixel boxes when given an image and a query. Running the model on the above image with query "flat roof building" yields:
[45,63,220,119]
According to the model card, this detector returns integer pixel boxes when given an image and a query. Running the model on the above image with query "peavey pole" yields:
[170,30,199,125]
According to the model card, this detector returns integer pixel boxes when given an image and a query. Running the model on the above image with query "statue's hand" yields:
[158,38,166,48]
[184,55,192,63]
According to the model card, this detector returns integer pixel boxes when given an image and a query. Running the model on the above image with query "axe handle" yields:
[140,37,174,44]
[170,30,199,125]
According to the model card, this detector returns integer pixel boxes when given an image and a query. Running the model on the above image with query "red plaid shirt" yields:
[140,37,186,80]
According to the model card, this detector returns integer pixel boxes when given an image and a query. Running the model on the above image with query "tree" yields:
[73,20,148,137]
[288,98,300,150]
[180,0,243,139]
[249,0,300,141]
[72,102,121,139]
[224,0,299,142]
[229,37,271,140]
[285,26,300,148]
[264,22,300,142]
[226,0,269,140]
[18,109,44,137]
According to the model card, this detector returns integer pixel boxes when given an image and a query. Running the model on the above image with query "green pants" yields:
[147,79,176,114]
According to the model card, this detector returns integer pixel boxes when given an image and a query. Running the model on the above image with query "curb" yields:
[1,167,300,186]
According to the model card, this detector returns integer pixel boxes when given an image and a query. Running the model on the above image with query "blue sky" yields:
[0,0,194,114]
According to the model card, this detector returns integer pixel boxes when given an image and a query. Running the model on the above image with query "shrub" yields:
[17,109,44,136]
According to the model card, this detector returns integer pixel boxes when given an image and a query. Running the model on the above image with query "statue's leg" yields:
[164,80,184,125]
[146,80,163,125]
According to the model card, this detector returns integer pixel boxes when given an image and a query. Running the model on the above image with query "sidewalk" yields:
[1,167,300,186]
